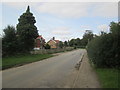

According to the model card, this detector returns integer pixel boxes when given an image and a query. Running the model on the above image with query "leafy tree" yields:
[69,38,81,48]
[59,41,64,48]
[81,30,94,46]
[64,41,68,47]
[74,38,81,46]
[2,25,17,56]
[45,44,51,49]
[109,22,120,67]
[100,31,107,35]
[16,6,38,52]
[69,39,75,47]
[0,37,2,57]
[67,40,70,46]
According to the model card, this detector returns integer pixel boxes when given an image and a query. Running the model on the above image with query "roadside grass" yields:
[95,68,119,88]
[87,54,119,88]
[2,48,78,70]
[2,54,53,70]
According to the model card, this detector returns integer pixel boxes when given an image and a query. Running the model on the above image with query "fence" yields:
[30,47,74,54]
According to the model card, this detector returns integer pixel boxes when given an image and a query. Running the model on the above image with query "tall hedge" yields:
[87,22,119,68]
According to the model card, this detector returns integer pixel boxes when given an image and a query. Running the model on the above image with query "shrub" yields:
[87,22,119,68]
[45,44,51,49]
[2,25,18,56]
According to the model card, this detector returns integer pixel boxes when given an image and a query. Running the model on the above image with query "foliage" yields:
[2,25,18,56]
[87,22,120,68]
[69,30,93,48]
[59,41,64,48]
[110,22,120,64]
[64,41,68,47]
[75,38,81,46]
[96,68,119,88]
[16,6,38,52]
[69,39,75,47]
[69,38,81,47]
[45,44,51,49]
[2,54,53,70]
[81,30,94,46]
[0,37,1,57]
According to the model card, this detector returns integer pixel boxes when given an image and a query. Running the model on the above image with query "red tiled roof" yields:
[36,35,45,40]
[54,40,59,43]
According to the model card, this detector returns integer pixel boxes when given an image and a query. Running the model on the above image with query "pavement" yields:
[72,51,101,88]
[2,49,101,88]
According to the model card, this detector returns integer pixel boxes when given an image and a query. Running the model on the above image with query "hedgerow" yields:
[87,22,120,68]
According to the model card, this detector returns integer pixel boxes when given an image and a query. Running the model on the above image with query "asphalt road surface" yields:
[3,49,85,88]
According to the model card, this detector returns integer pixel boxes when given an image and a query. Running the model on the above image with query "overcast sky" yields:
[1,2,118,41]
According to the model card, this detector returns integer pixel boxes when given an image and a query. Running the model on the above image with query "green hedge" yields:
[87,22,119,68]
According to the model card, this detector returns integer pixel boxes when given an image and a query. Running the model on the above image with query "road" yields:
[3,49,85,88]
[2,49,84,88]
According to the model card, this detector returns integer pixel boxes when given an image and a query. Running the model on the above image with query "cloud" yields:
[37,2,90,18]
[91,2,118,18]
[3,2,38,9]
[80,25,91,30]
[37,2,118,18]
[2,2,117,40]
[51,27,73,41]
[38,26,72,41]
[57,36,73,41]
[52,27,71,35]
[0,3,2,32]
[97,24,109,32]
[3,2,118,18]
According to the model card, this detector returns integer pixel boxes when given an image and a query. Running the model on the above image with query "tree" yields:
[64,41,68,47]
[100,31,107,35]
[16,6,38,52]
[109,22,120,67]
[0,37,1,57]
[69,39,75,47]
[75,38,81,46]
[87,22,120,68]
[69,38,81,47]
[81,30,94,46]
[59,41,64,48]
[45,44,51,49]
[2,25,17,56]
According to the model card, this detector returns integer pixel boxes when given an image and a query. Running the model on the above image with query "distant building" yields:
[47,37,59,49]
[34,35,45,50]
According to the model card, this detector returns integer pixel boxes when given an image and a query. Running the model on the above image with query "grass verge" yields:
[95,68,119,88]
[2,54,53,70]
[87,53,119,88]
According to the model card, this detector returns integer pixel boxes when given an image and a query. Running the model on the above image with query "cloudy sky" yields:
[1,2,118,41]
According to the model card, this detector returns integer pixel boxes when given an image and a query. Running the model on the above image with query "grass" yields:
[87,55,119,88]
[2,54,53,70]
[2,48,76,70]
[95,68,119,88]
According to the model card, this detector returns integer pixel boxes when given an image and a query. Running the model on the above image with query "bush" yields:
[74,46,77,49]
[45,44,51,49]
[2,25,18,56]
[87,22,119,68]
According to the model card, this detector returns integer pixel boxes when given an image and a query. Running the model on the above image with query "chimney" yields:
[53,37,55,40]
